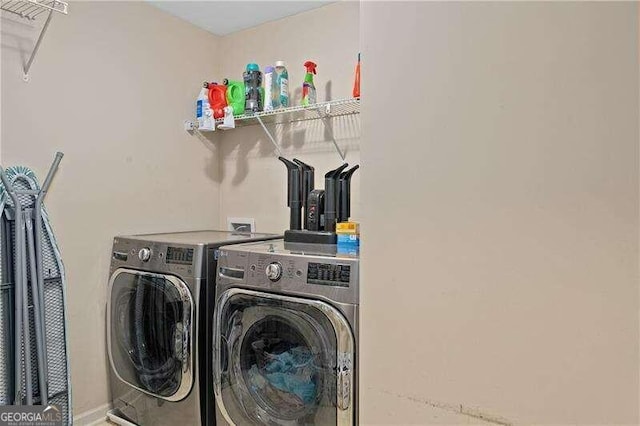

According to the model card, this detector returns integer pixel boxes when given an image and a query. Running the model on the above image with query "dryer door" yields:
[108,268,194,402]
[214,288,355,425]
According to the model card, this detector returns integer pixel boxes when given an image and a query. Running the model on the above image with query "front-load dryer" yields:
[214,240,359,425]
[106,230,279,426]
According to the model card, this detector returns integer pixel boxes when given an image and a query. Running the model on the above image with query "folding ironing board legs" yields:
[7,192,34,405]
[0,152,62,407]
[33,207,49,389]
[10,191,23,405]
[26,211,48,405]
[19,214,32,405]
[0,181,34,406]
[33,153,62,392]
[1,216,15,403]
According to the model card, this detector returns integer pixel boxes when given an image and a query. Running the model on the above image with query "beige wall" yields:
[216,1,360,233]
[5,2,636,424]
[360,2,639,425]
[1,1,359,419]
[1,1,221,418]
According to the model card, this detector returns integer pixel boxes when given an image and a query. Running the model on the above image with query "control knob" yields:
[138,247,152,262]
[265,262,283,282]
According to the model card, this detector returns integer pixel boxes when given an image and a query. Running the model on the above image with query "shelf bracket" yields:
[316,106,346,161]
[23,8,54,81]
[255,115,283,157]
[1,0,69,81]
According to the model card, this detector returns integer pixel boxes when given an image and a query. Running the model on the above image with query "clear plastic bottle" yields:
[274,60,289,108]
[197,82,214,130]
[264,66,274,111]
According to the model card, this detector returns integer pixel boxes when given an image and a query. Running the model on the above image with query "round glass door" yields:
[215,289,355,425]
[108,269,193,401]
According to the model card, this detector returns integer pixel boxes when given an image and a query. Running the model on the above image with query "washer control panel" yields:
[265,262,283,282]
[239,254,354,289]
[217,244,359,305]
[307,263,351,287]
[110,238,203,278]
[138,247,152,262]
[166,246,194,265]
[250,255,303,284]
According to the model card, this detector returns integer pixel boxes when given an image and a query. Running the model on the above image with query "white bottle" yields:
[264,66,275,111]
[197,82,214,131]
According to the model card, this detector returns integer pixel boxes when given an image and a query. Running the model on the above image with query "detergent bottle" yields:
[223,79,245,116]
[264,66,274,111]
[243,63,263,114]
[274,60,289,108]
[196,82,214,130]
[208,82,228,119]
[301,61,317,106]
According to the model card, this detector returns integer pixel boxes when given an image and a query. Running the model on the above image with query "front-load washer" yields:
[214,240,359,425]
[106,230,279,426]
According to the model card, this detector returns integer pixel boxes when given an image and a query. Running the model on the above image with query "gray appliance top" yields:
[219,239,359,260]
[121,230,278,246]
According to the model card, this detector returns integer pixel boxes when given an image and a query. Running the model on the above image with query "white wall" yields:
[1,1,221,417]
[360,2,639,424]
[216,2,360,233]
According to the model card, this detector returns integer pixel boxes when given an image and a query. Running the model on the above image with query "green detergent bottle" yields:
[223,78,245,115]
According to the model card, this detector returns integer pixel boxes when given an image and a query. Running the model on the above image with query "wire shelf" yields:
[1,0,67,20]
[186,98,360,160]
[216,97,360,129]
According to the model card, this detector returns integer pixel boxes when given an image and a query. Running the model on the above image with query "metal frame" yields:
[0,152,63,405]
[255,114,284,158]
[186,98,359,161]
[213,287,356,425]
[106,268,195,403]
[1,0,68,18]
[247,100,354,161]
[1,0,69,81]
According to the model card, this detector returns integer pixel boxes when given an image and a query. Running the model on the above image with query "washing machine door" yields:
[214,288,355,425]
[108,268,194,402]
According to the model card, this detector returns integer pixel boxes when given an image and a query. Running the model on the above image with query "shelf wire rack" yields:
[1,0,67,20]
[1,0,69,81]
[216,97,360,129]
[187,98,360,160]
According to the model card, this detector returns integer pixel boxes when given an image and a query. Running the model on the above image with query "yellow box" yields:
[336,221,360,235]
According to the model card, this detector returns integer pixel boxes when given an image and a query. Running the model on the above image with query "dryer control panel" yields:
[166,246,194,265]
[216,240,359,306]
[110,238,204,279]
[307,263,351,287]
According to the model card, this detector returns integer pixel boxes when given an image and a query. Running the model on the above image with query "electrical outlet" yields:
[227,217,255,233]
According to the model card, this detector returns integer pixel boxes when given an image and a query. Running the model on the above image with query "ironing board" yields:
[0,161,72,424]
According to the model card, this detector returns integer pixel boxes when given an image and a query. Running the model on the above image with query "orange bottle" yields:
[352,53,360,98]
